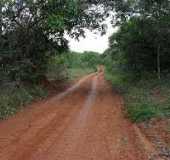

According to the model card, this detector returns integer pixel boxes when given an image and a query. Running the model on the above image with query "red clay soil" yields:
[138,118,170,160]
[0,72,161,160]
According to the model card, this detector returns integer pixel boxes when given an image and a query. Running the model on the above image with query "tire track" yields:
[0,74,95,160]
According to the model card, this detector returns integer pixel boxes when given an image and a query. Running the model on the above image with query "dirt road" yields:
[0,72,158,160]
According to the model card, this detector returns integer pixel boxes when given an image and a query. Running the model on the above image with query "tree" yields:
[0,0,104,83]
[108,15,170,78]
[103,0,170,79]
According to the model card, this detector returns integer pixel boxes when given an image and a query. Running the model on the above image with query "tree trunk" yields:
[157,44,161,80]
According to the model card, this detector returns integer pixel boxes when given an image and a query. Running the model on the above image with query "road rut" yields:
[0,72,157,160]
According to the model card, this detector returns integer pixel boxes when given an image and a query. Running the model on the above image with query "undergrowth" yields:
[0,85,48,120]
[105,68,170,123]
[0,52,99,120]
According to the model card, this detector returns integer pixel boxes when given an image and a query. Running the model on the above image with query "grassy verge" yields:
[0,85,48,120]
[68,67,95,81]
[0,67,95,120]
[105,68,170,123]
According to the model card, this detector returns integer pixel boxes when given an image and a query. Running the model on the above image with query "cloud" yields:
[66,19,118,54]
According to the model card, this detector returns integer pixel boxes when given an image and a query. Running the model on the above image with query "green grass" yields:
[68,67,95,81]
[0,85,48,119]
[105,68,170,123]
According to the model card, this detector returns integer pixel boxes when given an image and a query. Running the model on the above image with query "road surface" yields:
[0,72,159,160]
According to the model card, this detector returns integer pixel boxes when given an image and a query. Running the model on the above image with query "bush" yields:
[105,67,170,123]
[0,85,48,119]
[46,56,68,81]
[127,102,160,123]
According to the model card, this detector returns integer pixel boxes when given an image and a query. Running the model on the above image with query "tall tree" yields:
[0,0,104,83]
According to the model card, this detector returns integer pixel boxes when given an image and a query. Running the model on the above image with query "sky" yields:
[66,19,118,54]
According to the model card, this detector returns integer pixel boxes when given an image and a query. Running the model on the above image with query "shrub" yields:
[0,85,48,119]
[105,67,170,123]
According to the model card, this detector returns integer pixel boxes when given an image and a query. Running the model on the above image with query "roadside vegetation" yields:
[0,85,48,119]
[0,49,100,119]
[47,51,101,81]
[63,51,102,80]
[104,0,170,123]
[0,0,104,119]
[105,67,170,123]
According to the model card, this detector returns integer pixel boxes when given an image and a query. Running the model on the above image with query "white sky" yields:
[66,19,118,54]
